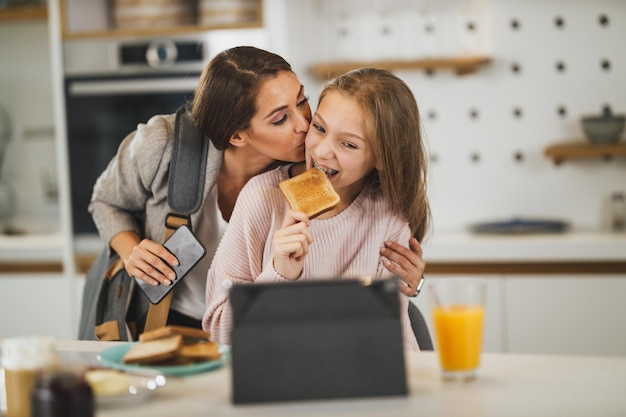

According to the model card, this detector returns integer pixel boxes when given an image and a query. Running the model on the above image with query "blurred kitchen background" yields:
[1,0,625,355]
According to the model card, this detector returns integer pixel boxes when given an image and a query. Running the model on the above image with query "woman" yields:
[203,68,430,350]
[88,47,424,334]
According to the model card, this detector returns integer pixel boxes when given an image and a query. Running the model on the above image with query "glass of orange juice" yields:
[428,278,487,381]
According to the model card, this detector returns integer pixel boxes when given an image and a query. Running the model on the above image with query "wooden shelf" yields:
[309,55,491,80]
[59,0,264,40]
[0,4,47,21]
[544,141,626,165]
[60,21,262,39]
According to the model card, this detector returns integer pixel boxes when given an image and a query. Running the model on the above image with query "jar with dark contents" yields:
[31,369,94,417]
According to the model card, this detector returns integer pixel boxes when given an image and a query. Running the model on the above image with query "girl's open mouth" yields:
[312,159,338,178]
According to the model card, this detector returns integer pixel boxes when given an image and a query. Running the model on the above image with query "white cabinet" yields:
[415,275,626,357]
[0,274,75,339]
[505,276,626,357]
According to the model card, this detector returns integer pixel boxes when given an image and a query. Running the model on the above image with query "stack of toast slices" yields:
[123,325,221,365]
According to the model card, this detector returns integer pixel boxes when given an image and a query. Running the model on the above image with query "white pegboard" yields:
[280,0,626,235]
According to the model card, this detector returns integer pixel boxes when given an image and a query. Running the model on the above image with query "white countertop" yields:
[0,231,64,262]
[423,231,626,262]
[1,231,625,263]
[40,340,626,417]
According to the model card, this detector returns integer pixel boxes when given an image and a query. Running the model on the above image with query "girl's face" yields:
[305,90,377,205]
[239,71,311,162]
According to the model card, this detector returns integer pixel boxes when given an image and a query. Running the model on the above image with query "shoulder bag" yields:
[78,106,208,340]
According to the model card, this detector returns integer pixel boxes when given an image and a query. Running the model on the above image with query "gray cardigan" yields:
[89,113,225,319]
[89,113,223,251]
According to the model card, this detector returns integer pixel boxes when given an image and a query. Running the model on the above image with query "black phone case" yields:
[135,225,206,304]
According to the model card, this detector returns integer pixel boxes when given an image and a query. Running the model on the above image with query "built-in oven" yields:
[64,36,211,242]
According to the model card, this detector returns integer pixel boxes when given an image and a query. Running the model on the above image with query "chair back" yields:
[408,302,433,350]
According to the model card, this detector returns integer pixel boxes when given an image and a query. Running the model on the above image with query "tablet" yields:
[229,277,408,404]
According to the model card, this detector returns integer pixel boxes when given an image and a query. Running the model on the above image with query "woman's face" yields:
[239,71,311,162]
[305,90,377,204]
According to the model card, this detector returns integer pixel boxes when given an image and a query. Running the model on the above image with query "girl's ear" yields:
[229,131,246,148]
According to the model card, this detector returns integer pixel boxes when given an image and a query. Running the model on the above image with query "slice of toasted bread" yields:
[84,369,130,396]
[279,167,340,219]
[123,334,183,364]
[139,325,211,344]
[177,342,222,362]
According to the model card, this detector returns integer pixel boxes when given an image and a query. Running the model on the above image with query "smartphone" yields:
[135,225,207,304]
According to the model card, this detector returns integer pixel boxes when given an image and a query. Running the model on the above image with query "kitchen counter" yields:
[1,231,625,274]
[423,231,626,262]
[0,231,65,273]
[422,231,626,274]
[0,232,64,262]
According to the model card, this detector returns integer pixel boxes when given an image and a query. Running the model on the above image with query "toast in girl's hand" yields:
[279,168,340,219]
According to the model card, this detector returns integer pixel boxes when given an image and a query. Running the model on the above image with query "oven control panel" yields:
[63,36,210,76]
[121,40,206,68]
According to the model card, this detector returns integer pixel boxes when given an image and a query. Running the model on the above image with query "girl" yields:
[203,68,430,350]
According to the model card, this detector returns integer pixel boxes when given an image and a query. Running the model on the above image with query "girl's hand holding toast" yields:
[272,209,313,280]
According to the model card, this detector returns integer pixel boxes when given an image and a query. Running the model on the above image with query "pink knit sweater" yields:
[202,165,419,351]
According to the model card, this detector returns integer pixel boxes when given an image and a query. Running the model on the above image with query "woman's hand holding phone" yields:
[133,226,206,304]
[124,236,179,286]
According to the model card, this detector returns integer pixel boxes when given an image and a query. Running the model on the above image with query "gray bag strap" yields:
[168,106,208,216]
[144,106,208,333]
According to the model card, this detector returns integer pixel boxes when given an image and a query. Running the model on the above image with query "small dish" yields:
[469,218,570,235]
[87,368,167,408]
[581,106,625,144]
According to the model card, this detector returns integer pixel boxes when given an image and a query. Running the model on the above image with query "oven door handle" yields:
[68,77,198,96]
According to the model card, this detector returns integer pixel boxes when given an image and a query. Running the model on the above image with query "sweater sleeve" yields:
[202,170,286,344]
[88,115,173,247]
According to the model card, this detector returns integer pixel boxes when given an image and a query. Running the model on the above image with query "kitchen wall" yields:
[277,0,626,236]
[2,0,625,237]
[0,19,59,234]
[1,0,624,350]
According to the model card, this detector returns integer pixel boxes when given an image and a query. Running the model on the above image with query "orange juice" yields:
[432,305,484,371]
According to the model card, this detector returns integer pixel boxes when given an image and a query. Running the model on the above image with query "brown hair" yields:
[319,68,431,240]
[190,46,293,150]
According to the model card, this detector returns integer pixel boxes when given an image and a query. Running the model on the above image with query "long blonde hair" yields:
[319,68,430,240]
